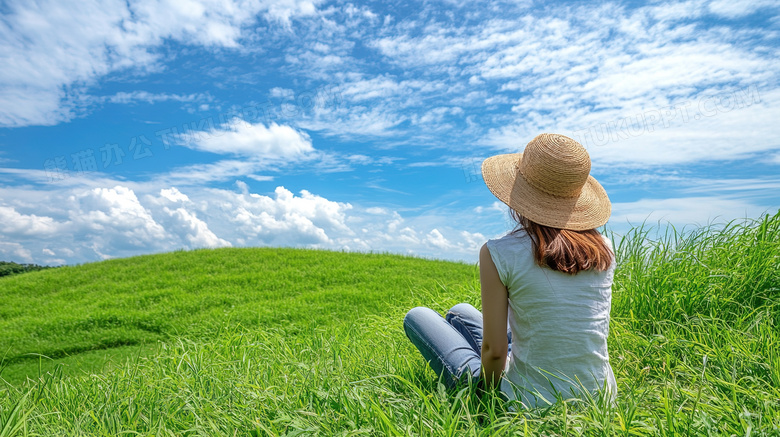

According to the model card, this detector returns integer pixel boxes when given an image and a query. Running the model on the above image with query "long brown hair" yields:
[510,210,613,274]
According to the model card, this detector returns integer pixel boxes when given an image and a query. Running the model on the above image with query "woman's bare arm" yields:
[479,243,509,389]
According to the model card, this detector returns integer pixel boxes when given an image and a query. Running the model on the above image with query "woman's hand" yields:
[479,243,509,389]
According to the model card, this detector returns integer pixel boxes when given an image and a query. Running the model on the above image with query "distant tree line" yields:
[0,261,54,278]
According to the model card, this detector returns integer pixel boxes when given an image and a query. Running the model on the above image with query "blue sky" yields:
[1,0,779,265]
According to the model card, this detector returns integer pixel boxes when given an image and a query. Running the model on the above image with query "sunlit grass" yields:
[1,211,779,435]
[0,247,475,384]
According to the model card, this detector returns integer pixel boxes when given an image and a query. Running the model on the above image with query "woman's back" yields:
[486,230,617,407]
[403,133,617,410]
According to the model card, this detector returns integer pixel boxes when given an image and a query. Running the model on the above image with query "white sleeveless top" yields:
[486,229,617,408]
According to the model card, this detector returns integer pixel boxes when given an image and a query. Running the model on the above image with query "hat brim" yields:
[481,153,611,231]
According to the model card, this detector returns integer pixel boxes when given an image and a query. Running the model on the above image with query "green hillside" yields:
[1,212,779,435]
[0,248,477,381]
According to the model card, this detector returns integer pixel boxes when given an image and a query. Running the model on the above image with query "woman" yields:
[403,133,616,408]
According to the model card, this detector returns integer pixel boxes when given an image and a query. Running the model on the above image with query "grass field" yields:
[1,211,779,436]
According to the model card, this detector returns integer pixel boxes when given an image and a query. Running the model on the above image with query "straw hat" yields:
[481,133,611,231]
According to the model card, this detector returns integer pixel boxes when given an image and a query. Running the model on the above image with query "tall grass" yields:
[613,211,780,326]
[0,211,778,435]
[606,211,780,436]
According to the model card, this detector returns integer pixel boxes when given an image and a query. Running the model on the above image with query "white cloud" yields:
[361,2,780,162]
[247,174,275,182]
[71,186,169,252]
[3,174,775,266]
[0,181,492,265]
[425,229,452,250]
[178,119,314,157]
[678,177,780,194]
[0,242,33,262]
[0,183,237,263]
[224,186,353,246]
[460,230,488,250]
[339,76,430,102]
[159,158,271,186]
[103,91,212,105]
[0,0,325,127]
[2,0,778,172]
[182,186,485,260]
[0,206,62,237]
[610,196,770,230]
[160,187,190,203]
[8,0,773,168]
[162,207,231,248]
[708,0,780,18]
[298,102,408,138]
[269,87,295,98]
[262,0,321,25]
[571,87,780,167]
[1,0,778,266]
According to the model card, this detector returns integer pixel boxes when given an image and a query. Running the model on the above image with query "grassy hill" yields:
[1,212,779,436]
[0,248,477,382]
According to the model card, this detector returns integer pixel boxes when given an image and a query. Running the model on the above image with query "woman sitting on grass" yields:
[404,133,616,408]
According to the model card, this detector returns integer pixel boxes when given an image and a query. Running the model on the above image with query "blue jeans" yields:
[403,303,512,388]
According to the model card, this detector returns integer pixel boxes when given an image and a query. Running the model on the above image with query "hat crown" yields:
[519,134,591,198]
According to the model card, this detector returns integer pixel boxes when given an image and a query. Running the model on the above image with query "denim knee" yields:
[445,302,479,323]
[404,306,439,339]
